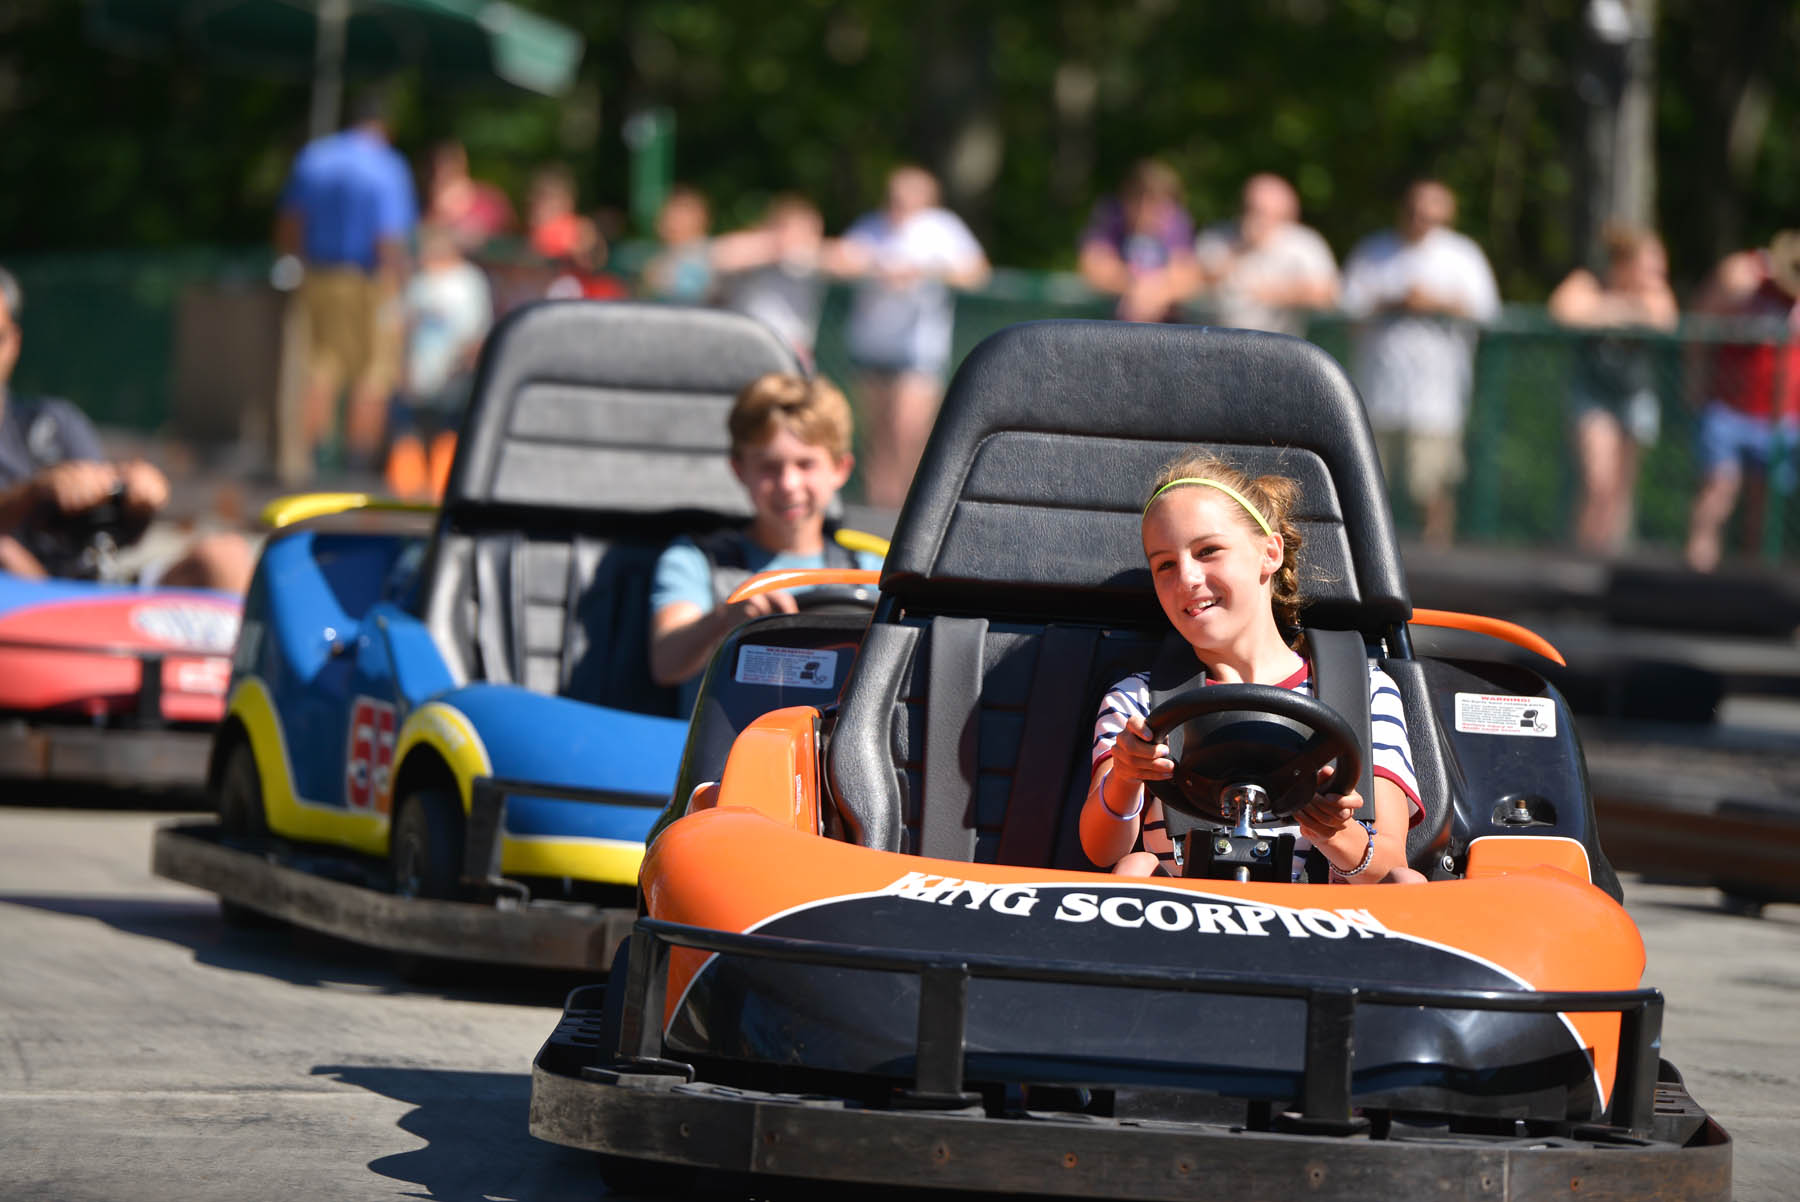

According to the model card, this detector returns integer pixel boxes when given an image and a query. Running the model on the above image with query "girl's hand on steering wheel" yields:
[1295,765,1362,846]
[1109,714,1173,785]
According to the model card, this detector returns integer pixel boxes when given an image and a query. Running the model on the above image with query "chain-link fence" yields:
[6,246,1797,563]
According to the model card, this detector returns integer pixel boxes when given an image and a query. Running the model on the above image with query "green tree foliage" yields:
[2,0,1798,297]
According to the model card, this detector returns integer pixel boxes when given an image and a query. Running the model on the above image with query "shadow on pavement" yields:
[313,1064,607,1202]
[0,892,593,1005]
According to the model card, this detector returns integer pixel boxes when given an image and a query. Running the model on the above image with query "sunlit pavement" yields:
[0,806,1794,1201]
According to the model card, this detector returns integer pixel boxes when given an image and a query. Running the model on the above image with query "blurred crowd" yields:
[1079,160,1800,571]
[7,90,1799,600]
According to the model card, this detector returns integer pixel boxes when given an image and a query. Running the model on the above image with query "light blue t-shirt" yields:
[651,532,884,711]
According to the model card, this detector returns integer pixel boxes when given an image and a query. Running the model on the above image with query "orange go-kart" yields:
[530,322,1730,1200]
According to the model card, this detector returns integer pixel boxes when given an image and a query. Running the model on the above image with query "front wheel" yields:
[389,788,468,981]
[390,788,467,902]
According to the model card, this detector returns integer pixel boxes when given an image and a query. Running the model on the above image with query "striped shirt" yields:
[1090,659,1423,878]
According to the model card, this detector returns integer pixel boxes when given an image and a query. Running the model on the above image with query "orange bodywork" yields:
[1410,608,1567,666]
[643,804,1645,1107]
[708,706,823,832]
[1467,835,1592,882]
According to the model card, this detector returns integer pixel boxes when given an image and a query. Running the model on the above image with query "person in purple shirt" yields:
[276,89,419,477]
[1079,159,1200,322]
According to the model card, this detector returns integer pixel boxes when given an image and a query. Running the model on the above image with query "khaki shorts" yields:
[299,267,396,395]
[1374,428,1465,509]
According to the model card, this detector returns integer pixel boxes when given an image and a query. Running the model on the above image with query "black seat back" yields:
[416,302,801,714]
[826,321,1451,865]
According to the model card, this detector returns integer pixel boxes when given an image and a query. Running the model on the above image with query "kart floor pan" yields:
[152,820,633,970]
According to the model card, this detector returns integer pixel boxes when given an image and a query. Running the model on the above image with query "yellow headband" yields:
[1142,477,1274,537]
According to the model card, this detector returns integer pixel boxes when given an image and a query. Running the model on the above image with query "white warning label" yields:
[735,645,838,690]
[1454,693,1556,737]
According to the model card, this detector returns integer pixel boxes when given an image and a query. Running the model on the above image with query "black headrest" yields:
[444,301,802,517]
[882,321,1410,631]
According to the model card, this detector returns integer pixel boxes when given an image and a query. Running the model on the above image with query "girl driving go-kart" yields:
[1083,452,1425,883]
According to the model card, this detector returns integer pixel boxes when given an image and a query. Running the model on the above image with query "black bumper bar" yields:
[617,916,1666,1135]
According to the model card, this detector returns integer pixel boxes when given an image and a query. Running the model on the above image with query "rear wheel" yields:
[214,740,280,929]
[389,788,467,981]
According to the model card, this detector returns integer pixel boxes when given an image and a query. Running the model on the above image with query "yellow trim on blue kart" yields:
[499,835,645,884]
[234,681,645,885]
[260,491,438,530]
[229,676,390,856]
[393,700,494,812]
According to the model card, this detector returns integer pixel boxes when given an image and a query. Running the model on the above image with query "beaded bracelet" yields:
[1331,819,1378,880]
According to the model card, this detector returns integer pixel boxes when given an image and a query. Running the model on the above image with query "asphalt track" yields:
[1,805,1795,1202]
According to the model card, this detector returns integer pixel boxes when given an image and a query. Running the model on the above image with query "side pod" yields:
[708,706,824,833]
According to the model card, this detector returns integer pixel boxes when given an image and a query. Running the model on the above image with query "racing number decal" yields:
[346,697,397,813]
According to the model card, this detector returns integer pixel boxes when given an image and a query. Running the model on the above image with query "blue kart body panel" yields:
[224,523,684,887]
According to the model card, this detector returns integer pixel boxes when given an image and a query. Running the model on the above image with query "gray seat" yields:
[823,321,1454,870]
[415,301,801,716]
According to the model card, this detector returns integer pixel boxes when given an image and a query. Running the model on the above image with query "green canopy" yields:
[87,0,584,131]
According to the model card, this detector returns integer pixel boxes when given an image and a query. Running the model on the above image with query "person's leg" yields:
[345,281,395,471]
[855,370,902,508]
[298,273,345,464]
[1686,403,1746,572]
[1412,431,1463,549]
[157,531,255,595]
[1370,427,1411,528]
[1614,433,1642,552]
[1686,465,1740,572]
[885,370,946,506]
[1740,468,1768,559]
[1573,408,1626,553]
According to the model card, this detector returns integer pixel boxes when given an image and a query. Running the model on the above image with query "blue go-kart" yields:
[154,302,871,970]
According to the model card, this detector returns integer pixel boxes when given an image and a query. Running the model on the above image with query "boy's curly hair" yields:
[1145,451,1305,633]
[728,373,853,460]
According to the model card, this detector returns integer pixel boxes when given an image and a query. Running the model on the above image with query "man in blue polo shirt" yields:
[276,89,418,476]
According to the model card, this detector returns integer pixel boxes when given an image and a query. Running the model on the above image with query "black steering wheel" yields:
[1143,685,1362,825]
[41,482,150,575]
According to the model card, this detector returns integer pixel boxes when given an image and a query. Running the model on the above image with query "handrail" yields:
[1411,608,1567,666]
[260,491,438,530]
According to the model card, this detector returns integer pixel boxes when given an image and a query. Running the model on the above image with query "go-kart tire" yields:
[215,741,281,930]
[389,788,467,982]
[216,740,268,838]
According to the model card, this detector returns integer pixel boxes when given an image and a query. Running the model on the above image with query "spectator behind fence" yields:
[642,185,715,304]
[0,267,251,593]
[1078,159,1198,323]
[829,165,990,508]
[1341,179,1499,547]
[385,225,493,501]
[1547,225,1678,555]
[712,193,832,366]
[527,164,600,268]
[1683,233,1800,572]
[1193,173,1338,336]
[423,140,514,253]
[275,88,418,477]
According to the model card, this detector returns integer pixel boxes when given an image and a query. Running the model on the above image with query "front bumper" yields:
[153,821,634,970]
